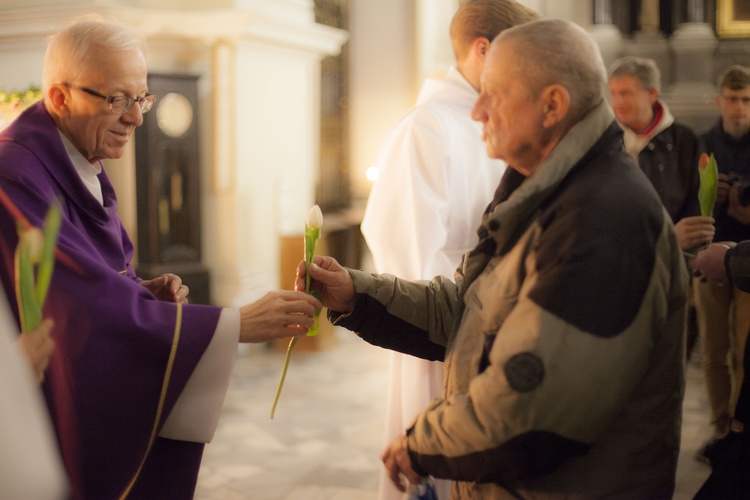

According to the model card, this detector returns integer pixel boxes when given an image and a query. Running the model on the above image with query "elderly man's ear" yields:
[541,84,570,128]
[46,86,68,114]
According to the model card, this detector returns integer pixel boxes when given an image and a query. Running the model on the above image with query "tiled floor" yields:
[674,349,715,499]
[195,330,388,500]
[195,328,715,500]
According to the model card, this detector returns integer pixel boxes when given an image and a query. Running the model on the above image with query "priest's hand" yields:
[17,318,55,383]
[295,255,356,313]
[141,273,189,304]
[382,435,422,493]
[239,290,322,343]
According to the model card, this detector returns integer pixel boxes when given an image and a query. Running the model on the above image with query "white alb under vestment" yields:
[361,66,506,500]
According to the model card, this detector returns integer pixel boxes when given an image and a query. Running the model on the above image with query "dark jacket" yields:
[700,122,750,242]
[728,241,750,425]
[637,123,702,223]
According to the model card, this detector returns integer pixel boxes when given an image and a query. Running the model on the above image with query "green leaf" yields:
[15,225,41,332]
[304,225,320,268]
[304,225,321,336]
[698,153,718,218]
[35,201,62,305]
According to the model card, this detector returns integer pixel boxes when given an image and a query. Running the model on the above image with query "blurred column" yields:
[589,0,623,69]
[415,0,457,83]
[625,0,670,85]
[687,0,705,23]
[668,0,716,96]
[665,0,717,129]
[638,0,661,37]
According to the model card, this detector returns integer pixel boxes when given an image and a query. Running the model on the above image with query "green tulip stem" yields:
[270,216,322,419]
[270,336,299,420]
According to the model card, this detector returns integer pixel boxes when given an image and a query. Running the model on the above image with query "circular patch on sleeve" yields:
[504,352,545,392]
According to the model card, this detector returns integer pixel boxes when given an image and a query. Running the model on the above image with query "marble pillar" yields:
[624,0,670,86]
[589,0,623,69]
[665,0,718,130]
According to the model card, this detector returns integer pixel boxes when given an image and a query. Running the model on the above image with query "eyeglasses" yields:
[63,83,156,114]
[720,95,750,106]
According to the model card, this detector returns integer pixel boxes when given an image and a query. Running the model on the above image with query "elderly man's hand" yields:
[140,273,189,304]
[382,435,422,493]
[295,255,356,313]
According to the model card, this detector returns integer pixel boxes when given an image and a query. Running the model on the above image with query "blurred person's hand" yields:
[17,318,55,383]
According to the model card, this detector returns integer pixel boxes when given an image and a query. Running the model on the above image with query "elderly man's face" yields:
[471,41,545,174]
[607,75,657,133]
[61,46,148,163]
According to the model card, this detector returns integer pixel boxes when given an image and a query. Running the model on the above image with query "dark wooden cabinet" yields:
[134,73,210,304]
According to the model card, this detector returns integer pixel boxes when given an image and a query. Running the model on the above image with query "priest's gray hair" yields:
[42,15,147,95]
[496,18,607,124]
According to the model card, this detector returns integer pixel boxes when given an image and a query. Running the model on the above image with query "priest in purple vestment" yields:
[0,16,321,500]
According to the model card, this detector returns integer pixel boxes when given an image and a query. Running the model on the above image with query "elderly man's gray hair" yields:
[43,14,147,95]
[497,18,607,124]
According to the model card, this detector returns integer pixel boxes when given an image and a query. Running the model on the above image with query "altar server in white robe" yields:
[360,2,539,498]
[0,286,68,500]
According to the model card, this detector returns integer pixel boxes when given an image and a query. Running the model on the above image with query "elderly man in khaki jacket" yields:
[299,18,687,499]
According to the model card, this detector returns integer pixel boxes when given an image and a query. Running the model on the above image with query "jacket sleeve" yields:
[676,126,702,221]
[727,240,750,293]
[329,268,461,360]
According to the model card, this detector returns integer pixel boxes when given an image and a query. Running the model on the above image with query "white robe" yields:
[361,66,506,500]
[0,288,68,500]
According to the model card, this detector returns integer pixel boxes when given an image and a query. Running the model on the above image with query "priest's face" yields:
[60,46,149,163]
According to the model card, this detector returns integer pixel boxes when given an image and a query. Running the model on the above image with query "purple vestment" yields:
[0,102,223,499]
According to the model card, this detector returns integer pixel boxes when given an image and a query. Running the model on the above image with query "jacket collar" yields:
[482,100,615,255]
[620,99,675,159]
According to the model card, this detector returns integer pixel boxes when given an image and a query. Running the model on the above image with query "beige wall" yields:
[347,0,417,198]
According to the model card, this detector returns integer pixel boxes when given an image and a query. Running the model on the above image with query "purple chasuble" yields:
[0,101,223,499]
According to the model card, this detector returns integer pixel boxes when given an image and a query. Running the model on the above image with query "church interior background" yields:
[1,0,748,311]
[0,0,750,499]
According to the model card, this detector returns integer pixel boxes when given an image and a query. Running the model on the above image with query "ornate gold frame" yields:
[717,0,750,38]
